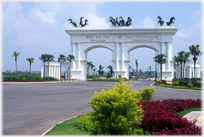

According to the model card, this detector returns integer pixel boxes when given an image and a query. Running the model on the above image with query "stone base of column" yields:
[158,71,173,80]
[70,70,83,80]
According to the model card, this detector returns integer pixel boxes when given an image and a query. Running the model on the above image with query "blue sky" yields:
[1,1,202,72]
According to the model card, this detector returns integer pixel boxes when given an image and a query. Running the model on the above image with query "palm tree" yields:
[39,54,48,77]
[148,66,152,77]
[173,55,180,78]
[90,63,95,75]
[153,54,167,81]
[189,45,202,78]
[26,57,34,76]
[135,59,139,77]
[46,54,55,80]
[12,51,20,77]
[93,68,96,75]
[58,54,67,78]
[87,61,92,75]
[67,54,75,79]
[183,52,191,78]
[139,69,142,76]
[178,51,185,79]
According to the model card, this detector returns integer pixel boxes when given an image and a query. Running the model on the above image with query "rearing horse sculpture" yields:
[107,65,114,77]
[166,17,175,26]
[98,65,104,77]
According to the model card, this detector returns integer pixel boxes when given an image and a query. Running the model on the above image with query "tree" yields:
[173,55,180,78]
[178,51,185,79]
[135,59,139,77]
[58,54,67,78]
[12,51,20,77]
[183,52,191,78]
[93,68,96,75]
[87,61,92,75]
[39,54,48,78]
[153,54,167,81]
[139,69,142,76]
[46,54,55,80]
[26,57,34,76]
[147,66,152,77]
[189,45,202,78]
[67,54,75,78]
[90,63,95,75]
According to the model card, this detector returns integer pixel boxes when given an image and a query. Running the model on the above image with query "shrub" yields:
[138,87,155,102]
[173,81,179,86]
[22,77,26,82]
[76,78,144,135]
[39,78,43,82]
[187,83,193,88]
[156,80,161,84]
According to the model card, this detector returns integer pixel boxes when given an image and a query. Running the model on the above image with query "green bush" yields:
[138,87,155,102]
[22,77,26,82]
[39,78,43,82]
[173,81,179,86]
[187,83,193,88]
[76,78,144,135]
[156,80,161,84]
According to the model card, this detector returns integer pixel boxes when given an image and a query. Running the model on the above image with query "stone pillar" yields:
[189,67,192,78]
[65,67,68,79]
[53,66,55,78]
[122,42,125,70]
[192,67,194,78]
[41,65,43,77]
[167,42,171,70]
[73,43,76,70]
[115,42,119,71]
[78,43,81,70]
[161,42,165,71]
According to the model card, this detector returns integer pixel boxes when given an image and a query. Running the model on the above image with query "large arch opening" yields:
[85,45,113,76]
[128,45,159,79]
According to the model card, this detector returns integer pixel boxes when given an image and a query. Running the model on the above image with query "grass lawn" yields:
[153,83,202,91]
[45,116,88,135]
[44,107,201,136]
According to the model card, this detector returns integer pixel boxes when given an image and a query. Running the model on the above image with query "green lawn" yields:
[45,116,88,135]
[44,107,201,136]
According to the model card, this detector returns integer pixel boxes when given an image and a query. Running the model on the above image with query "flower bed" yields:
[137,99,202,135]
[3,79,57,82]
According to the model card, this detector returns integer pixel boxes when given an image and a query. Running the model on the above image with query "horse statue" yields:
[68,19,78,27]
[109,16,116,26]
[79,17,88,27]
[157,16,164,26]
[115,17,121,26]
[97,65,104,77]
[119,17,126,26]
[166,17,175,26]
[107,65,114,78]
[125,17,132,26]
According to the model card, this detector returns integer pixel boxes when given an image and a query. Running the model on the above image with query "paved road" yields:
[2,80,202,135]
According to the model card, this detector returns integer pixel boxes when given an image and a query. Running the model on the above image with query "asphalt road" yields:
[2,80,202,135]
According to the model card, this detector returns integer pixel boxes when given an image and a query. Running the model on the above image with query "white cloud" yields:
[134,16,155,28]
[176,26,194,38]
[84,13,109,29]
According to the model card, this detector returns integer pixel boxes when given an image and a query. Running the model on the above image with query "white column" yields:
[65,67,68,79]
[53,66,55,78]
[73,43,76,70]
[188,67,191,78]
[78,43,81,70]
[122,42,125,70]
[192,67,194,78]
[115,42,119,71]
[167,42,171,71]
[41,65,43,77]
[161,42,165,71]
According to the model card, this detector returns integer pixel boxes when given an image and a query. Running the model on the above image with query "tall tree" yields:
[135,59,139,77]
[90,63,95,75]
[139,69,142,76]
[47,54,55,80]
[93,68,96,75]
[67,54,75,79]
[153,54,167,81]
[87,61,92,74]
[147,66,152,77]
[26,57,34,76]
[39,54,48,77]
[178,51,185,79]
[12,51,20,77]
[183,52,191,78]
[58,54,67,78]
[189,44,202,78]
[173,55,180,78]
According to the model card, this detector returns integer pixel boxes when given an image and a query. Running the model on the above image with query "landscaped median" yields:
[152,80,202,91]
[44,78,202,135]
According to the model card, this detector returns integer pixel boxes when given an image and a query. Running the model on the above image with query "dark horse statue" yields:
[166,17,175,26]
[107,65,114,78]
[97,65,104,77]
[68,18,78,27]
[79,17,88,27]
[109,16,116,26]
[119,17,126,26]
[125,17,132,26]
[157,16,164,26]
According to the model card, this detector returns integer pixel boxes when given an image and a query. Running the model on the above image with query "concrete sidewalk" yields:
[183,111,202,127]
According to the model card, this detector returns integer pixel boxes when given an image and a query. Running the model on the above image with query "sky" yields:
[1,0,203,72]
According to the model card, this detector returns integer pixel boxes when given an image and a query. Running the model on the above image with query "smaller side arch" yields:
[127,45,159,53]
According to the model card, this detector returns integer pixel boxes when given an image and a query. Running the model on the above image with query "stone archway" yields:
[65,26,177,80]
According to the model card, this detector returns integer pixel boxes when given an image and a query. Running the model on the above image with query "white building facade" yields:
[65,26,178,80]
